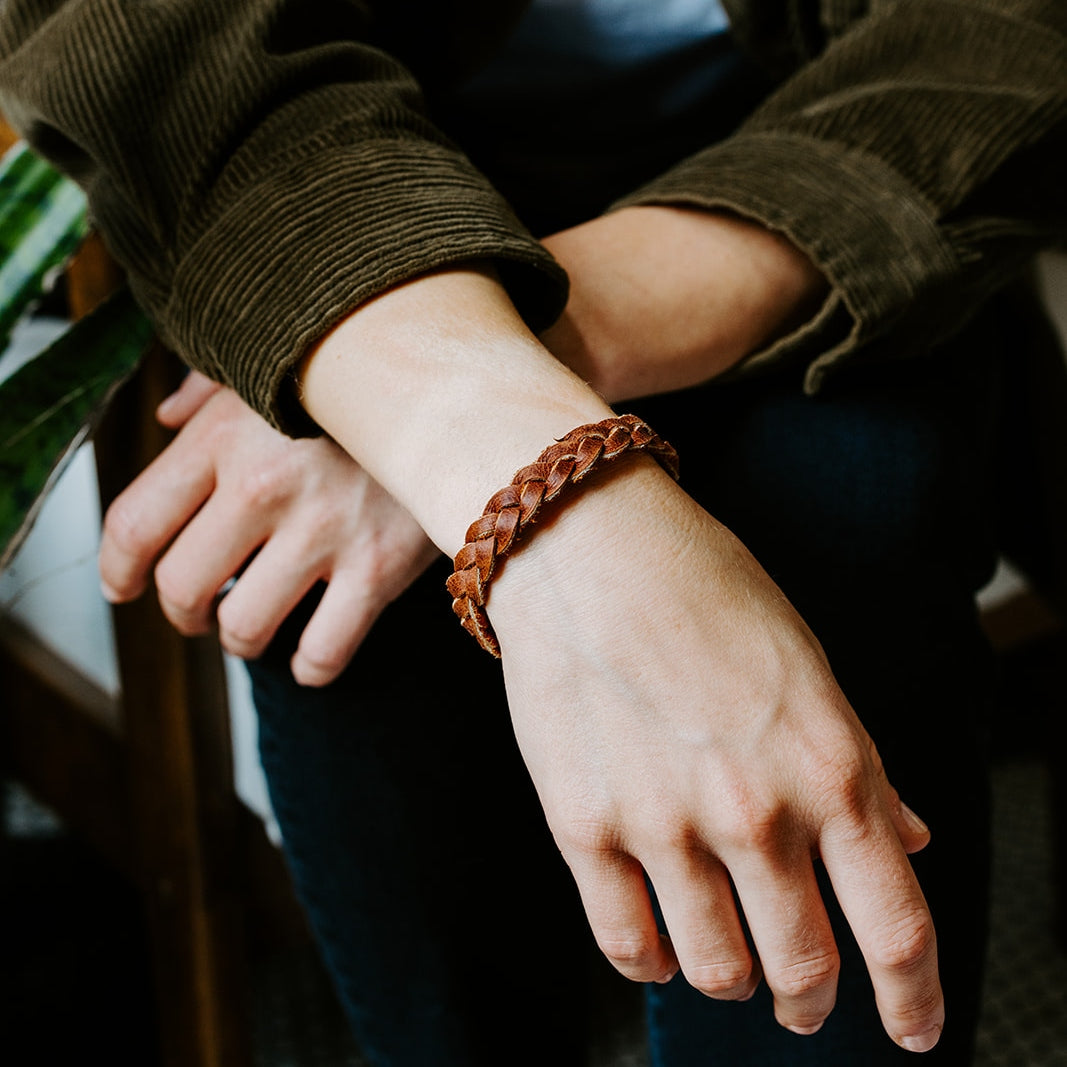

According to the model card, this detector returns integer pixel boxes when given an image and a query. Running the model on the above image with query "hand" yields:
[533,218,939,1043]
[297,267,942,1051]
[541,205,828,402]
[487,459,941,1050]
[99,373,439,685]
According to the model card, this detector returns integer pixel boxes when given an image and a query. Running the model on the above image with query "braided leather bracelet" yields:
[446,414,680,657]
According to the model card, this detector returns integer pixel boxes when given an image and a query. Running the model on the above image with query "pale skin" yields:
[100,371,438,686]
[99,205,944,1051]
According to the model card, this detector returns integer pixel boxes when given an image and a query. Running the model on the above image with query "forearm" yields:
[0,0,566,435]
[612,0,1067,385]
[540,206,828,403]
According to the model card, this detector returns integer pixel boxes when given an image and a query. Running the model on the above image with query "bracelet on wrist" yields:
[446,414,679,657]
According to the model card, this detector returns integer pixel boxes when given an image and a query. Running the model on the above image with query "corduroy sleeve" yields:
[613,0,1067,391]
[0,0,568,434]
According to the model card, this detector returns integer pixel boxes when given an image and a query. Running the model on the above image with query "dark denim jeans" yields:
[248,324,1004,1066]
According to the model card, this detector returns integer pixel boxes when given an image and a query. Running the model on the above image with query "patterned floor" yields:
[975,761,1067,1067]
[4,754,1066,1065]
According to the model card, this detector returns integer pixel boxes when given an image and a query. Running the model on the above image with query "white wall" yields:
[0,315,275,834]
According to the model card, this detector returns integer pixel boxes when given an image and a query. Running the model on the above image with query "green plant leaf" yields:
[0,141,89,349]
[0,287,153,570]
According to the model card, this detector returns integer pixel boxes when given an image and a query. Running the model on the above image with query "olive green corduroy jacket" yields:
[0,0,1064,434]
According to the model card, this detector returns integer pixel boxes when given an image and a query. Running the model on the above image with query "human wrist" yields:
[296,265,614,554]
[483,454,693,655]
[447,414,679,656]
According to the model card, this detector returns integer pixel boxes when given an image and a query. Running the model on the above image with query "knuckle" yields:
[832,757,877,817]
[296,640,350,680]
[770,951,840,999]
[216,604,270,658]
[871,912,936,973]
[234,463,294,511]
[808,734,866,793]
[553,805,622,858]
[687,959,756,999]
[154,566,207,629]
[715,787,787,855]
[102,498,149,558]
[598,932,662,974]
[291,658,336,688]
[630,806,697,854]
[813,752,884,840]
[219,632,257,658]
[738,806,788,854]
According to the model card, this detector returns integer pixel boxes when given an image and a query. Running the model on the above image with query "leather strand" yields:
[446,414,679,657]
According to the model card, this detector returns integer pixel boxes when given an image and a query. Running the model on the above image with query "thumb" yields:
[157,370,223,428]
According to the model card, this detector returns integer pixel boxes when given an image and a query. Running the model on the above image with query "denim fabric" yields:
[248,314,1005,1066]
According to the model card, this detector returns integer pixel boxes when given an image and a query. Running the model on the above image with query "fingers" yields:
[290,575,383,686]
[105,384,434,676]
[216,535,402,682]
[211,530,320,657]
[638,824,920,1045]
[153,493,268,634]
[641,817,836,1033]
[137,476,390,672]
[724,850,839,1034]
[212,524,383,671]
[565,825,832,1031]
[99,441,214,602]
[559,781,932,1048]
[817,740,942,1049]
[642,852,760,1001]
[821,814,943,1052]
[562,842,679,985]
[156,371,222,428]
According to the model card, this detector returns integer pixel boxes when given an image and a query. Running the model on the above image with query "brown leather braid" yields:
[446,414,680,657]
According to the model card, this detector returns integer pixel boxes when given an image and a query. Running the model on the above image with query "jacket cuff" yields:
[611,130,961,392]
[158,138,569,436]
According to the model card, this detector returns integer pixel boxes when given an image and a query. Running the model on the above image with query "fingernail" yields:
[900,801,929,836]
[100,580,121,603]
[900,1026,942,1053]
[654,966,678,985]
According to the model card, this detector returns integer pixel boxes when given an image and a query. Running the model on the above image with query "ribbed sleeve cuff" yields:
[162,138,569,435]
[612,131,962,392]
